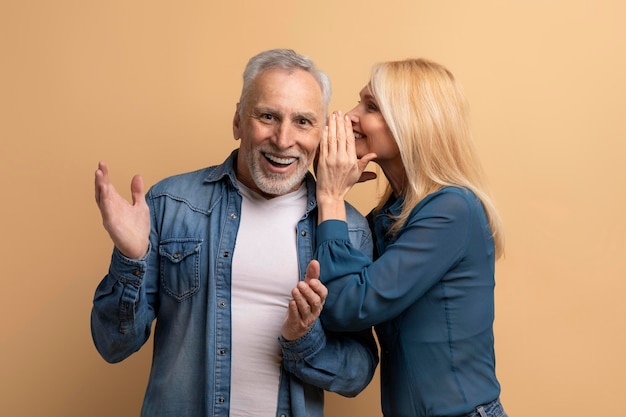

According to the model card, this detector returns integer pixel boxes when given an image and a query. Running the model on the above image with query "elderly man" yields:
[91,48,377,417]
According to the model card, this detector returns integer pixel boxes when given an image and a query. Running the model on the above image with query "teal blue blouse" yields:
[316,187,502,417]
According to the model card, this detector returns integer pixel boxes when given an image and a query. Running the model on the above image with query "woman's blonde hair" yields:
[369,58,505,258]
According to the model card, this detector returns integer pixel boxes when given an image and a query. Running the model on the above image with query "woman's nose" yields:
[346,108,359,125]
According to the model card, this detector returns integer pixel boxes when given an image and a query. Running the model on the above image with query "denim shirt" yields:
[91,151,378,417]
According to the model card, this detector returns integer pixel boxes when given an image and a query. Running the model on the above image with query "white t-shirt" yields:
[229,181,308,417]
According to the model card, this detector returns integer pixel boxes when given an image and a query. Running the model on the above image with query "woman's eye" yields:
[359,100,378,112]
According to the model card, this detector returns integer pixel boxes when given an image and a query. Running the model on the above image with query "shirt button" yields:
[219,348,226,355]
[300,230,307,237]
[223,251,230,257]
[230,213,237,219]
[132,269,141,276]
[218,397,225,403]
[219,301,227,308]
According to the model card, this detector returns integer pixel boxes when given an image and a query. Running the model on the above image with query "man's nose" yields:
[272,123,296,149]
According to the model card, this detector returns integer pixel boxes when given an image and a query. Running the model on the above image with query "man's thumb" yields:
[304,260,321,283]
[130,174,144,205]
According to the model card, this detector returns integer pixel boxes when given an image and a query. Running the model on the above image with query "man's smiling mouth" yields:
[264,153,297,166]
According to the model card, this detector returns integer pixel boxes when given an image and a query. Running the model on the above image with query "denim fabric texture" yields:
[464,398,507,417]
[91,150,378,417]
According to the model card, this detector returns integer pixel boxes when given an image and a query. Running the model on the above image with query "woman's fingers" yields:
[326,112,337,155]
[326,111,354,157]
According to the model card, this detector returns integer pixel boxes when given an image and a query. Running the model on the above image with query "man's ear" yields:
[232,103,241,140]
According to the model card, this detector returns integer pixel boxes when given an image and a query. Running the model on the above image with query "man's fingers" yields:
[308,279,328,302]
[94,161,122,206]
[295,281,325,313]
[95,173,102,204]
[292,284,310,312]
[130,174,144,206]
[94,161,109,204]
[287,299,300,319]
[98,161,109,175]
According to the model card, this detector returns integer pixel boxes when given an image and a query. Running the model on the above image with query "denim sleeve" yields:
[279,206,379,397]
[345,202,373,260]
[278,320,378,397]
[90,245,157,363]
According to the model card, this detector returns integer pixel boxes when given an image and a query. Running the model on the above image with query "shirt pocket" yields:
[159,238,203,302]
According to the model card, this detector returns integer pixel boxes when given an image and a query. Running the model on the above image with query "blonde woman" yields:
[313,58,508,417]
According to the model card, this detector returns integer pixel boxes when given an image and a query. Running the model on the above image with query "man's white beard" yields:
[248,150,311,196]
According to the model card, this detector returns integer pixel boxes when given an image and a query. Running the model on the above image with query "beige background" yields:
[1,1,625,416]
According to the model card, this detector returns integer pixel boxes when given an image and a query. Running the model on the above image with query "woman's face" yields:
[347,85,401,164]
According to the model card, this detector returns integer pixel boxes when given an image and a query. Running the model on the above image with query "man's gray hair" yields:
[238,49,331,116]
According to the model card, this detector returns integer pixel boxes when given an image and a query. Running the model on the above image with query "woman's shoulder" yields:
[411,186,482,219]
[424,186,478,205]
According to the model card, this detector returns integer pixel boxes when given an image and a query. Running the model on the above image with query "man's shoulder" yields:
[344,202,369,229]
[146,164,231,212]
[150,151,236,194]
[150,167,213,193]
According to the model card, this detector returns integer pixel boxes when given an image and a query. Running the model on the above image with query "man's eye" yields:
[260,114,275,121]
[297,118,312,126]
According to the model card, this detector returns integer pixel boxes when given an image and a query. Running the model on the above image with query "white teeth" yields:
[265,154,296,165]
[353,133,364,139]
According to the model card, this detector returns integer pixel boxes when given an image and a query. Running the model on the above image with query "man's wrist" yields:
[116,242,150,260]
